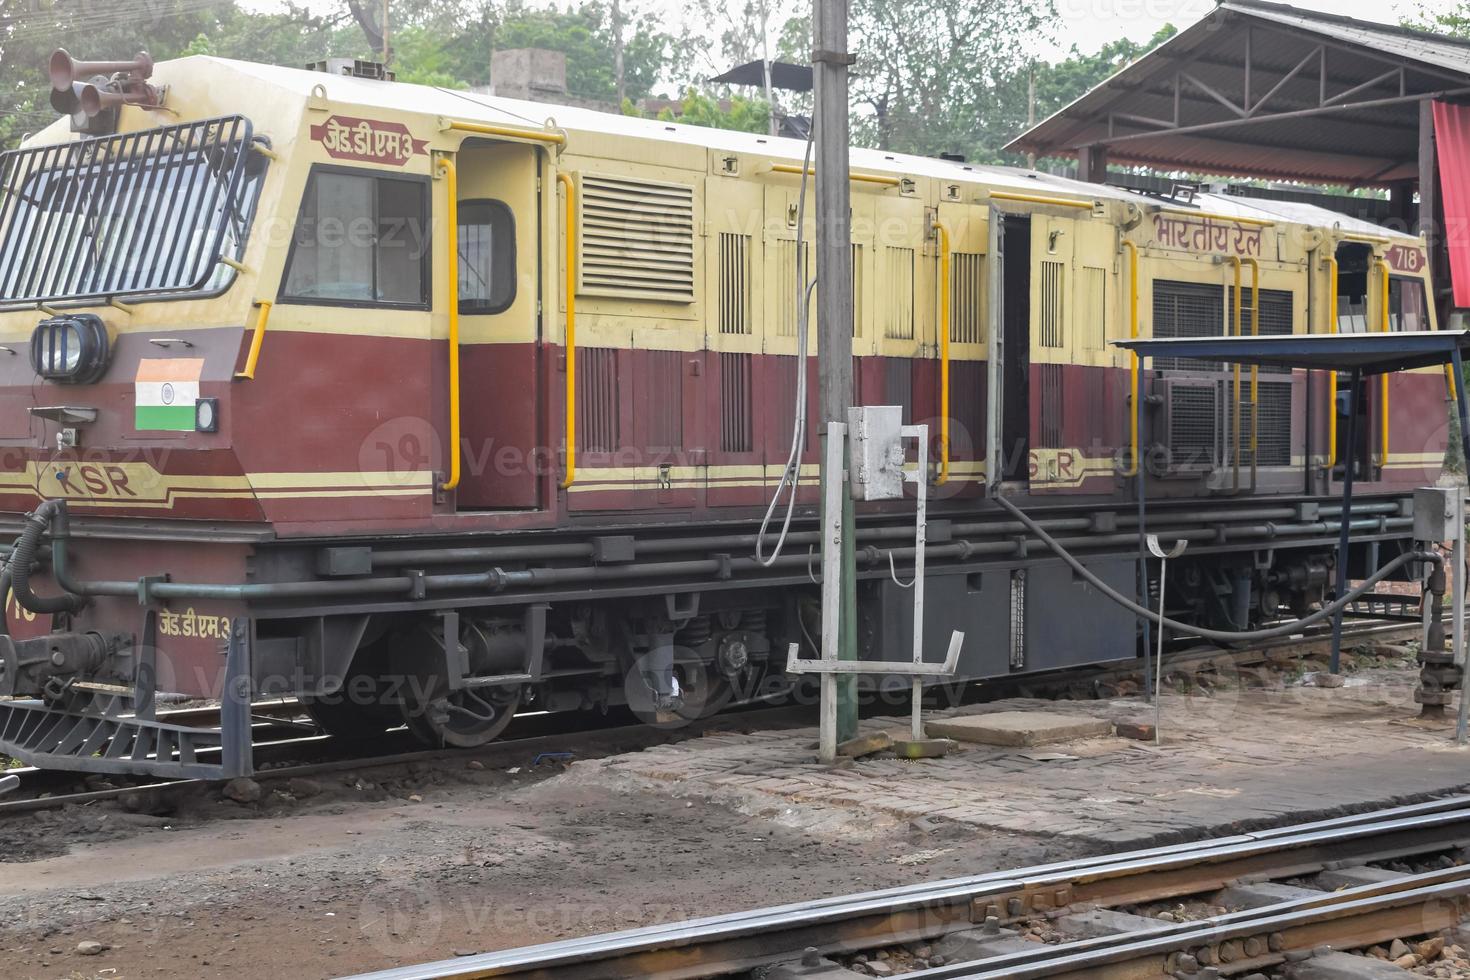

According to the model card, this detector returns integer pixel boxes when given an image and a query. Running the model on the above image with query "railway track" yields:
[346,796,1470,980]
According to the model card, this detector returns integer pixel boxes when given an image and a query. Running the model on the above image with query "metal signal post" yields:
[813,0,859,753]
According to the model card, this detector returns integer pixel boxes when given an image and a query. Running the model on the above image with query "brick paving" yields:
[584,666,1470,849]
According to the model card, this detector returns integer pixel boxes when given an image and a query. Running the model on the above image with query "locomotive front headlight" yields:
[29,314,109,384]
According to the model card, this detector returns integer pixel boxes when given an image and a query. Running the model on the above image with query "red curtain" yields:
[1434,100,1470,307]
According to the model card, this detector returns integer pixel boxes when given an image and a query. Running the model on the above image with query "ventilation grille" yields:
[1078,265,1106,351]
[646,350,683,451]
[1228,381,1293,467]
[719,352,753,453]
[951,252,984,344]
[883,247,915,339]
[1154,280,1225,371]
[1229,286,1294,374]
[1038,260,1065,348]
[775,239,811,338]
[1039,364,1064,446]
[851,243,864,338]
[577,347,620,452]
[772,356,810,448]
[579,173,694,302]
[950,360,985,456]
[1167,382,1219,469]
[885,357,913,423]
[718,233,752,334]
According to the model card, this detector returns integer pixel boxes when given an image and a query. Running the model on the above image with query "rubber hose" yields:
[11,499,84,615]
[994,495,1437,643]
[0,564,11,637]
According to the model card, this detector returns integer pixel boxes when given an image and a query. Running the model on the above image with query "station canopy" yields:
[1114,330,1470,375]
[1007,0,1470,187]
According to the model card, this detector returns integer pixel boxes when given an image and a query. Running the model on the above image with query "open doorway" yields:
[999,214,1032,484]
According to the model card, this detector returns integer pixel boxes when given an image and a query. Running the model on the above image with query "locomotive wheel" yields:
[400,683,520,748]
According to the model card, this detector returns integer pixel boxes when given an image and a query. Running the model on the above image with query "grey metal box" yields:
[847,405,905,501]
[1413,486,1461,542]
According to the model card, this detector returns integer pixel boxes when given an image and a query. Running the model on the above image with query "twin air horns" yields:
[49,49,159,133]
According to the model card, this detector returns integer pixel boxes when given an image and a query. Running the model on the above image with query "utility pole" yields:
[612,0,626,107]
[813,0,858,747]
[761,4,777,137]
[381,0,390,66]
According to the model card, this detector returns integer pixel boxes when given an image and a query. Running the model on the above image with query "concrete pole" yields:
[813,0,858,745]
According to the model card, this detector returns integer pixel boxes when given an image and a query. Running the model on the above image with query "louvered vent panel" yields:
[1038,260,1065,348]
[950,360,985,456]
[577,347,619,453]
[718,233,751,334]
[1078,265,1106,350]
[851,244,864,337]
[885,357,913,424]
[647,350,683,451]
[775,239,811,337]
[951,252,985,344]
[884,247,915,339]
[772,356,810,448]
[579,173,695,302]
[719,352,753,453]
[1039,364,1064,446]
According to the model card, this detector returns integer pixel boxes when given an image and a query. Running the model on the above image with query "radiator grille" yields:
[577,347,619,453]
[885,357,912,423]
[1038,260,1065,348]
[719,352,753,453]
[646,350,683,451]
[1078,265,1107,351]
[1153,280,1225,371]
[578,173,694,302]
[718,233,752,334]
[1168,383,1219,469]
[1228,381,1293,467]
[1229,286,1294,374]
[883,246,915,339]
[951,252,985,344]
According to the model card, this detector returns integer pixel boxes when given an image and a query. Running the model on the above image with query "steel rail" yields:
[342,797,1470,980]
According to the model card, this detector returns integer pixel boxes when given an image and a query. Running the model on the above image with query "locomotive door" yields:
[1026,211,1082,494]
[986,210,1032,492]
[453,141,541,510]
[706,179,767,507]
[935,198,986,494]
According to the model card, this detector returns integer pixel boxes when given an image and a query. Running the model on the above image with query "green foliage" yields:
[1402,2,1470,37]
[625,86,769,134]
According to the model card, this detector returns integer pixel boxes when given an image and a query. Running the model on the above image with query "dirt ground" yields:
[0,719,1079,980]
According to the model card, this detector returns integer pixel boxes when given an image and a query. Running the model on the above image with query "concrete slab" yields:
[765,953,867,979]
[1285,951,1417,979]
[933,926,1034,961]
[925,711,1112,747]
[1313,865,1407,891]
[1056,907,1174,939]
[1214,881,1324,909]
[892,738,957,759]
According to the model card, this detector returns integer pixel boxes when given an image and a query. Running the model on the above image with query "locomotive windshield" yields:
[0,115,264,306]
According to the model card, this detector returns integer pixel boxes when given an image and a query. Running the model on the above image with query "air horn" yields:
[48,48,157,117]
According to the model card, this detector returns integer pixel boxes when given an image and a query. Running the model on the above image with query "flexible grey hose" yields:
[755,127,818,567]
[994,495,1437,643]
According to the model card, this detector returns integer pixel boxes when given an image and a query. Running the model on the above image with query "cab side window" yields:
[281,167,429,308]
[458,199,516,315]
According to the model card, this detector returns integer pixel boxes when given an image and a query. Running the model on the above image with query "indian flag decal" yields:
[134,358,203,432]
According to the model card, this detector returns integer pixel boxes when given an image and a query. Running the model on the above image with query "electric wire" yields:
[994,494,1438,644]
[754,126,816,567]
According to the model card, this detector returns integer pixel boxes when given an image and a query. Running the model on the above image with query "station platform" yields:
[586,654,1470,850]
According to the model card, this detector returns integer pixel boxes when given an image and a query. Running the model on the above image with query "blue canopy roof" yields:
[1113,330,1470,375]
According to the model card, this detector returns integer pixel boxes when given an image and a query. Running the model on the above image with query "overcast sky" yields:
[241,0,1464,61]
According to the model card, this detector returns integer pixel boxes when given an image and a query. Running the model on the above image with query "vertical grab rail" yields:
[558,172,578,489]
[936,220,952,485]
[234,300,272,380]
[1122,240,1140,477]
[437,156,461,493]
[1228,257,1243,491]
[1326,254,1339,472]
[1376,257,1391,471]
[1242,256,1260,489]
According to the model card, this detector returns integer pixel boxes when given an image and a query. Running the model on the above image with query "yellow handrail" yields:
[234,300,271,380]
[1229,257,1242,489]
[443,119,566,146]
[438,156,461,493]
[1377,257,1390,469]
[1242,256,1260,485]
[768,163,902,187]
[1122,240,1140,477]
[936,220,952,485]
[1326,254,1339,471]
[989,191,1094,210]
[558,172,578,490]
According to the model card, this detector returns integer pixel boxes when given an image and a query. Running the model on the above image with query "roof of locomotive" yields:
[58,55,1422,245]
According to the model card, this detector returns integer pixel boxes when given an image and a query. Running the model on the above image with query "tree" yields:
[626,86,770,134]
[845,0,1058,164]
[1030,25,1178,124]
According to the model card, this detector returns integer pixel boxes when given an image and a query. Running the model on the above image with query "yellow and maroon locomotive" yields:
[0,51,1449,776]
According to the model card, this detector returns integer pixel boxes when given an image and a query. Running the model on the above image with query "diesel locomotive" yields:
[0,51,1449,777]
